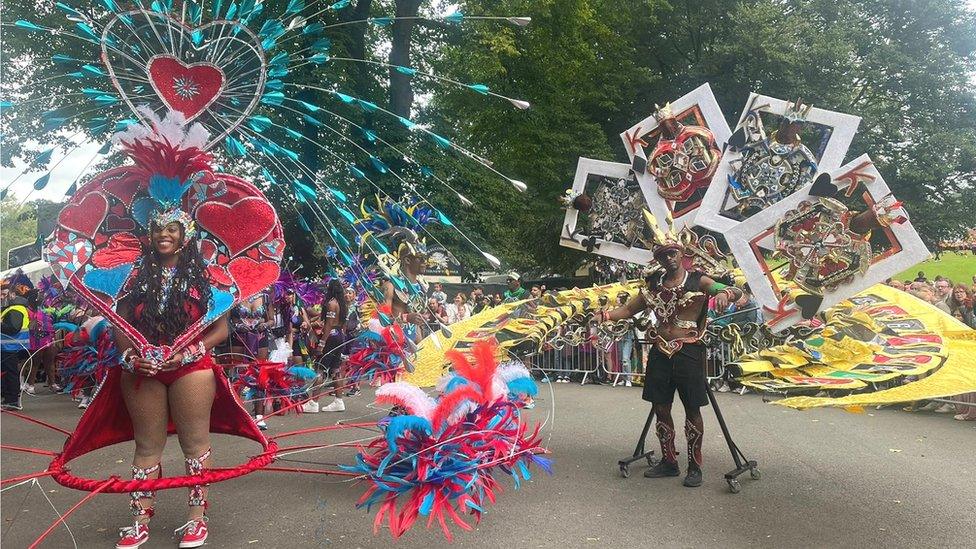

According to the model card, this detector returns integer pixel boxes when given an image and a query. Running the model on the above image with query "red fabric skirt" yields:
[57,357,267,465]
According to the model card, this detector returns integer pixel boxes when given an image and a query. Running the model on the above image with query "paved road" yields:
[2,383,974,548]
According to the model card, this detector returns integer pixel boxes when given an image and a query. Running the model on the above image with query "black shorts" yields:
[642,343,708,408]
[318,333,346,375]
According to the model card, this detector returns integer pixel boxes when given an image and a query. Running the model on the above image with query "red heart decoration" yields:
[92,233,143,268]
[207,265,234,287]
[105,214,137,232]
[259,238,284,260]
[228,257,280,301]
[59,192,109,239]
[199,239,218,264]
[196,197,277,257]
[100,169,140,206]
[148,56,225,121]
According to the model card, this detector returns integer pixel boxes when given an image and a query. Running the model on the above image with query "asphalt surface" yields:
[2,382,974,548]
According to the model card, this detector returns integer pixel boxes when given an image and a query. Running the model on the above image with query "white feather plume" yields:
[112,107,211,150]
[375,382,436,420]
[435,373,458,393]
[496,360,532,384]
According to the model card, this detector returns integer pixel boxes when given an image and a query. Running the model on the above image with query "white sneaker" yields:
[255,414,268,430]
[624,380,632,387]
[301,401,320,413]
[934,403,956,414]
[321,398,345,412]
[78,396,91,409]
[23,383,35,395]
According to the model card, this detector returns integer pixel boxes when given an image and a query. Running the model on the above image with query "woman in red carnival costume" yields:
[44,108,286,549]
[113,205,227,548]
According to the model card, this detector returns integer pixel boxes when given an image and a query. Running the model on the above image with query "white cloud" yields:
[1,140,105,203]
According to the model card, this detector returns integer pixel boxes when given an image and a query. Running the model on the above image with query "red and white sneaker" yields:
[116,523,149,549]
[175,517,208,548]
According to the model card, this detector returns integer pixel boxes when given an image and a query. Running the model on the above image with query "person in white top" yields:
[446,293,472,324]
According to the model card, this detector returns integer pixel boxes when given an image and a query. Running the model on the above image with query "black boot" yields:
[684,418,704,487]
[644,460,680,478]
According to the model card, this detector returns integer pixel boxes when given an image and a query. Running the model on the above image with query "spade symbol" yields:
[809,173,839,198]
[727,127,747,151]
[631,154,647,174]
[795,294,824,319]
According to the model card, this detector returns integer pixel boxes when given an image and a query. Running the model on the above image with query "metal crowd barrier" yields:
[525,342,607,385]
[524,329,741,386]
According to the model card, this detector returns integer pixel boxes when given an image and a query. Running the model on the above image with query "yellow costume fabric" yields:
[404,282,640,387]
[732,284,976,409]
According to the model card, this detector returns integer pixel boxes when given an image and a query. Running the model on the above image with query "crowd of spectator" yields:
[886,271,976,328]
[884,270,976,421]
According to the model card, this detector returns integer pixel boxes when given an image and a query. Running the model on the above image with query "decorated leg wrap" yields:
[655,420,677,464]
[185,448,212,509]
[130,463,161,519]
[685,419,703,471]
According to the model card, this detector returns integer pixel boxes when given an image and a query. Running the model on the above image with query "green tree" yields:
[2,0,973,277]
[426,0,976,273]
[0,194,39,270]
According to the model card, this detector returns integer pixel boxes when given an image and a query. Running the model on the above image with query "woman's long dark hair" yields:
[324,279,348,324]
[130,229,212,344]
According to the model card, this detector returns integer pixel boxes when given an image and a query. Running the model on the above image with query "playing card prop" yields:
[724,154,928,331]
[696,93,860,233]
[558,158,657,264]
[619,83,731,229]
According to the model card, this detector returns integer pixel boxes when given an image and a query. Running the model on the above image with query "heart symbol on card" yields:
[196,197,277,257]
[101,10,266,150]
[59,191,109,240]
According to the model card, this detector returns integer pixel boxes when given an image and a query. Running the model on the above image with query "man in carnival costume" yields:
[381,228,430,343]
[601,212,741,487]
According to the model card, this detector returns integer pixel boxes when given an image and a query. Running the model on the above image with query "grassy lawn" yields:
[895,251,976,284]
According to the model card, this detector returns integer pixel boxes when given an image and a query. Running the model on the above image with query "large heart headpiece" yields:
[45,111,284,359]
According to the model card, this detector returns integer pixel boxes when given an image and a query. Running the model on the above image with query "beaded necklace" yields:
[158,267,178,313]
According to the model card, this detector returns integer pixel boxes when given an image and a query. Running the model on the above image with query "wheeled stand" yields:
[618,382,760,493]
[705,381,760,493]
[617,408,657,478]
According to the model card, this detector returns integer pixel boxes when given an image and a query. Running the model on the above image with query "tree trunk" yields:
[389,0,422,117]
[341,0,375,99]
